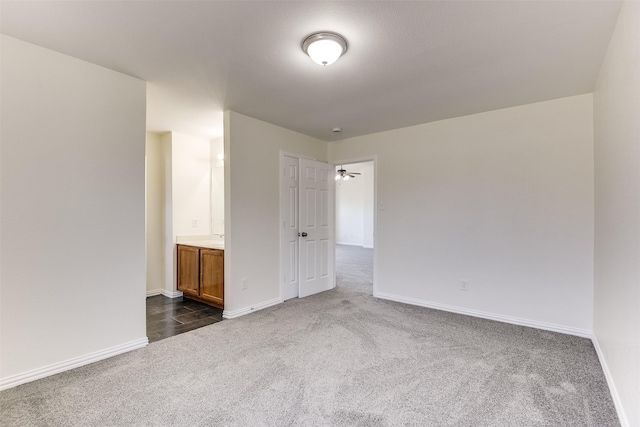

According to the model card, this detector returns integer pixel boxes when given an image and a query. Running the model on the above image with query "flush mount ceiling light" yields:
[302,32,348,66]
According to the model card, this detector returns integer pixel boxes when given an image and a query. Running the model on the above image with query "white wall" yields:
[0,36,147,385]
[336,162,374,247]
[210,137,224,235]
[329,94,594,334]
[336,170,365,245]
[224,111,326,315]
[593,3,640,426]
[362,164,374,249]
[146,132,165,294]
[171,132,211,237]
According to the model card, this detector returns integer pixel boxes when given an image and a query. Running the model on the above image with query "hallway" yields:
[335,244,373,295]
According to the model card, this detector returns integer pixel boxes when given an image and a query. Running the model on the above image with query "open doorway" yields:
[144,132,226,343]
[335,161,375,295]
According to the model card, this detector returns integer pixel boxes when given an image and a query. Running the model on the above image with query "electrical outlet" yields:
[241,278,248,290]
[461,280,469,291]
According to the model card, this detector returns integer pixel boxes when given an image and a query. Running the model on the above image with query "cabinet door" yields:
[177,245,199,297]
[200,249,224,307]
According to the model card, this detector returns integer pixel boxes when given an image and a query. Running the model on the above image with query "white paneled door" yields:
[281,155,335,300]
[299,158,334,297]
[281,155,300,301]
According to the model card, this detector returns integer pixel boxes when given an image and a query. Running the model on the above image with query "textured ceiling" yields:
[1,1,622,141]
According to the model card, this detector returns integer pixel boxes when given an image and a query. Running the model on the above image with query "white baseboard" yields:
[335,242,374,249]
[374,291,593,338]
[146,289,183,298]
[0,337,148,391]
[592,335,630,427]
[162,290,183,298]
[223,297,282,319]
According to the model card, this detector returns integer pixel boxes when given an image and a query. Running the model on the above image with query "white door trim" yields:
[331,156,378,297]
[281,150,316,161]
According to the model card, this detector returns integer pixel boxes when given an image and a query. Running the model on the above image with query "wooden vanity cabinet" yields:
[177,244,224,309]
[200,248,224,306]
[177,245,200,298]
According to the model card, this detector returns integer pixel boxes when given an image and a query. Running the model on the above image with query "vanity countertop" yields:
[178,240,224,250]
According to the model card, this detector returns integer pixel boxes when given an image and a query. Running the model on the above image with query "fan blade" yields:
[346,172,361,175]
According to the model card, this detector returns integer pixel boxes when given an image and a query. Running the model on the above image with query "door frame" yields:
[279,152,377,299]
[332,156,378,296]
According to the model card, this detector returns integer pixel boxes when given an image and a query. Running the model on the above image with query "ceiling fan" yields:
[335,165,361,181]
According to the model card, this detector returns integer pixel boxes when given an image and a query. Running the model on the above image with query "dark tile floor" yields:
[146,295,223,343]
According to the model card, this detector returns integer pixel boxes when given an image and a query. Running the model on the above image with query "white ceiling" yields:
[1,1,621,141]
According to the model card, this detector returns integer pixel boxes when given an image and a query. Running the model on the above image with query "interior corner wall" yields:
[210,137,225,235]
[157,131,212,297]
[336,173,366,246]
[328,94,594,334]
[224,111,326,313]
[336,163,374,247]
[146,132,165,293]
[170,132,211,237]
[593,3,640,426]
[0,36,147,383]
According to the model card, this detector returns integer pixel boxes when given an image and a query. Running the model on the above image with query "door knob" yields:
[298,232,308,237]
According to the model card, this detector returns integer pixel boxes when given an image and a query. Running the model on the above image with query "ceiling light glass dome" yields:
[302,32,348,66]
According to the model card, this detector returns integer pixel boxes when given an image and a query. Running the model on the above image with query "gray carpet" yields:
[0,287,619,426]
[336,244,373,295]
